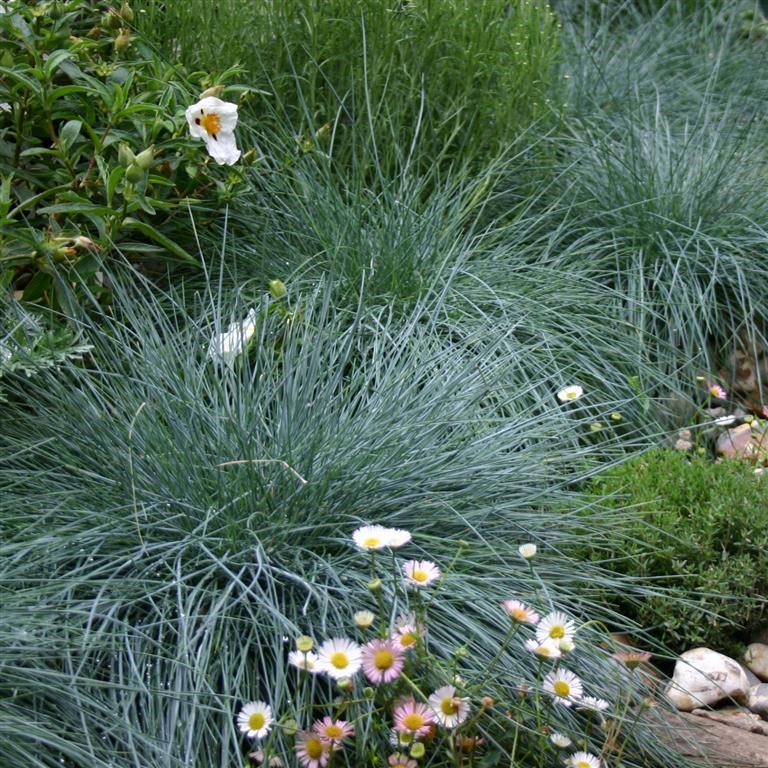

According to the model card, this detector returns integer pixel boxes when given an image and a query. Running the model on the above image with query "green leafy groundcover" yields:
[579,448,768,656]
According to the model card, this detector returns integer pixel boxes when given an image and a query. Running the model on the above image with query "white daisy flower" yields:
[557,385,583,403]
[536,611,576,645]
[518,543,537,560]
[579,696,610,713]
[567,751,601,768]
[402,559,440,587]
[352,525,392,551]
[387,528,412,548]
[428,685,470,728]
[185,96,241,165]
[237,701,273,739]
[543,669,583,707]
[287,650,320,673]
[316,637,362,679]
[524,638,562,659]
[208,309,257,364]
[549,732,572,748]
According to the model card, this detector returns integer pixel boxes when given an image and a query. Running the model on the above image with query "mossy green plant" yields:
[580,448,768,655]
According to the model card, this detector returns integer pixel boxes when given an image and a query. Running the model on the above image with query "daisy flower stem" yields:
[482,624,518,681]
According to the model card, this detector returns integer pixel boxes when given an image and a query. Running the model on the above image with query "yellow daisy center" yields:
[374,648,395,670]
[324,723,343,738]
[553,681,570,697]
[575,762,591,768]
[412,569,429,582]
[511,608,526,620]
[248,712,266,730]
[440,697,459,716]
[330,651,349,669]
[400,631,417,647]
[549,625,565,639]
[306,736,324,759]
[198,111,222,137]
[403,712,425,730]
[363,536,382,548]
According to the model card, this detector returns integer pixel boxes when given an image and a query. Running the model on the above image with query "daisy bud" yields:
[268,279,287,299]
[295,635,314,653]
[113,28,131,53]
[315,121,332,140]
[363,686,375,699]
[455,645,469,658]
[283,719,299,736]
[119,2,134,22]
[518,543,537,560]
[589,422,603,432]
[481,696,494,708]
[610,411,622,422]
[102,10,120,29]
[118,143,136,167]
[134,146,155,170]
[200,84,226,99]
[353,610,375,629]
[367,578,382,593]
[409,743,425,759]
[336,677,354,692]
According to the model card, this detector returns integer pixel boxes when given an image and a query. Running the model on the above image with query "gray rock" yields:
[748,684,768,719]
[746,644,768,681]
[692,706,768,736]
[742,663,763,688]
[665,647,750,711]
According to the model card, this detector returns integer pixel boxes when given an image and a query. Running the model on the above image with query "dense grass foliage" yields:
[0,277,685,767]
[136,0,562,177]
[4,0,768,766]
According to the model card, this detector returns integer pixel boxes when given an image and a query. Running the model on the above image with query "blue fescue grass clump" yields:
[0,272,690,767]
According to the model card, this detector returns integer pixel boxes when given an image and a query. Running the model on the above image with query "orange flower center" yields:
[374,649,395,670]
[199,112,222,136]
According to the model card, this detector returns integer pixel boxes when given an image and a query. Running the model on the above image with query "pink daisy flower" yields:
[295,731,329,768]
[402,559,440,588]
[392,615,425,650]
[388,754,418,768]
[501,599,540,625]
[707,382,727,400]
[393,697,435,736]
[361,638,405,684]
[312,716,354,747]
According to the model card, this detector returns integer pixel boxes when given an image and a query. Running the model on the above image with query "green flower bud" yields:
[336,677,354,692]
[409,743,425,759]
[295,635,313,653]
[362,686,375,699]
[102,10,121,29]
[134,145,155,170]
[282,719,299,736]
[367,578,382,593]
[268,279,287,299]
[119,2,134,23]
[113,28,131,53]
[200,84,225,99]
[610,411,623,422]
[125,163,145,183]
[118,143,136,167]
[1,51,13,68]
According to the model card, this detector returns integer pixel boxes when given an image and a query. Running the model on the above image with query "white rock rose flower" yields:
[208,309,257,364]
[185,96,241,165]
